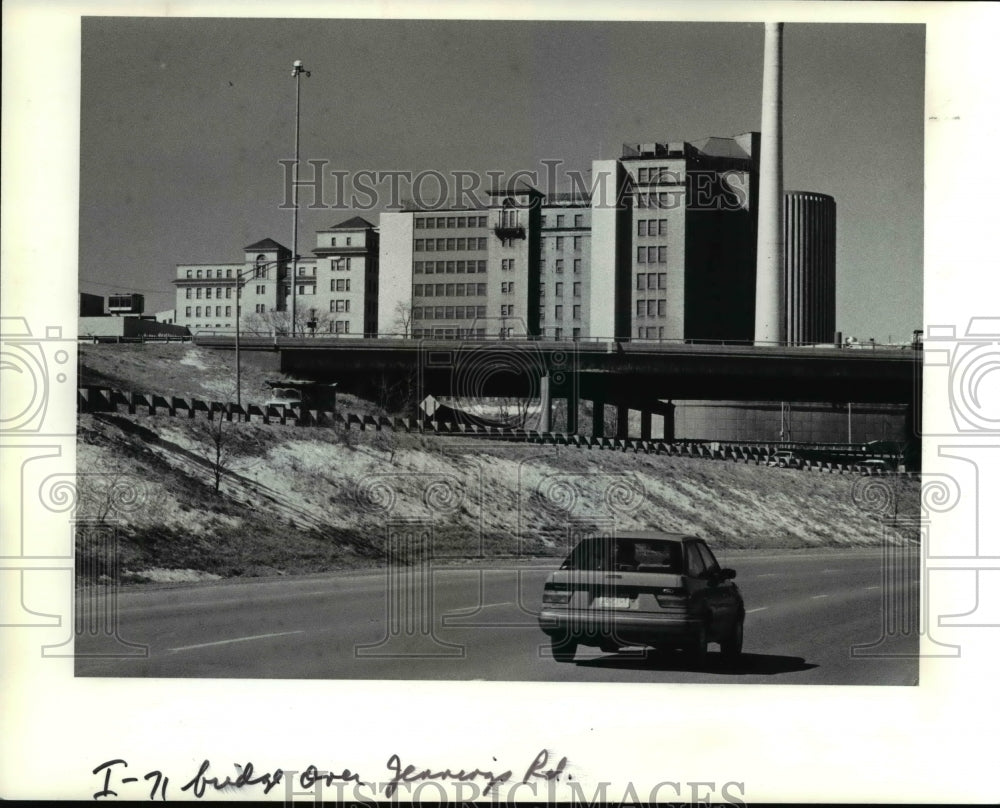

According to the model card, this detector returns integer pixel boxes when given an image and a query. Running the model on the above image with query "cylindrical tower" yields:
[784,191,836,344]
[754,21,785,345]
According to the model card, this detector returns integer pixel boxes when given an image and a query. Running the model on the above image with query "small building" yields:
[80,292,104,316]
[108,293,145,316]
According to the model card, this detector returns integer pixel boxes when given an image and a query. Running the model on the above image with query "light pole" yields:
[291,59,311,338]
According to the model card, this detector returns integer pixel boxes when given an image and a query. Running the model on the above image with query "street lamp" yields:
[290,59,311,338]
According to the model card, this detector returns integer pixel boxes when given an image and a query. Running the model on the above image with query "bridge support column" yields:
[591,399,604,438]
[662,400,675,442]
[539,374,552,433]
[640,409,652,441]
[616,404,629,439]
[566,385,579,435]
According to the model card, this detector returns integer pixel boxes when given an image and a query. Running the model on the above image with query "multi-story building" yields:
[539,194,591,340]
[176,134,833,346]
[173,217,378,336]
[613,133,761,343]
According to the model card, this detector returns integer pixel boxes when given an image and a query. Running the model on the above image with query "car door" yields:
[694,541,741,637]
[682,540,712,631]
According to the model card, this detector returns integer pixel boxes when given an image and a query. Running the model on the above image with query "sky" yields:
[78,17,924,343]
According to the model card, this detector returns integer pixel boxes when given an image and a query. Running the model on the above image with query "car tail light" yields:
[543,584,572,605]
[654,587,688,607]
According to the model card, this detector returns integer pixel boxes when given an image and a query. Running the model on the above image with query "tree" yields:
[393,300,413,338]
[243,306,333,337]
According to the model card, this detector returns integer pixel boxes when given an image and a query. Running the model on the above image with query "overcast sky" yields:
[79,18,924,342]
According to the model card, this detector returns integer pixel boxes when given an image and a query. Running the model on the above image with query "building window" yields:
[226,287,232,299]
[574,214,583,227]
[554,305,563,319]
[573,305,581,320]
[573,236,582,252]
[415,239,424,251]
[195,306,202,317]
[217,287,223,298]
[332,278,350,292]
[637,247,646,263]
[196,288,202,299]
[501,258,515,271]
[227,269,233,278]
[554,327,563,340]
[556,215,565,227]
[256,304,265,313]
[638,221,647,236]
[573,282,581,297]
[346,237,352,246]
[225,306,232,316]
[658,300,666,317]
[331,300,350,313]
[556,236,564,250]
[539,283,545,297]
[573,259,581,274]
[647,300,657,317]
[555,282,564,297]
[196,270,203,278]
[572,327,581,340]
[636,300,644,318]
[658,246,668,263]
[657,273,666,290]
[185,270,192,278]
[500,304,514,317]
[501,282,514,294]
[555,259,564,274]
[185,306,191,317]
[415,219,425,229]
[476,283,487,296]
[637,274,646,291]
[185,289,192,299]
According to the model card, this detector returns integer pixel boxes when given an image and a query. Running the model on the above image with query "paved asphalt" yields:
[75,549,919,684]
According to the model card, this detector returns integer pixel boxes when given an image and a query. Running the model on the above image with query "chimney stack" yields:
[754,22,785,345]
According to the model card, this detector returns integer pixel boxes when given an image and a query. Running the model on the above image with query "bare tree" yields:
[244,307,333,337]
[393,300,413,338]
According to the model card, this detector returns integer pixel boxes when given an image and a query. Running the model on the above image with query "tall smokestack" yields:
[755,21,785,345]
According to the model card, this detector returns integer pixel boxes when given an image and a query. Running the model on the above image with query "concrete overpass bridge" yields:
[195,335,921,441]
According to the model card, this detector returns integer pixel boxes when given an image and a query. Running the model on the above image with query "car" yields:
[767,450,802,468]
[538,532,745,664]
[264,387,302,412]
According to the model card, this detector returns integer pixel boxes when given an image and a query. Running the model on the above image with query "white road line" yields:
[865,585,881,590]
[811,594,829,599]
[746,607,769,614]
[445,601,514,613]
[755,573,778,578]
[167,630,305,653]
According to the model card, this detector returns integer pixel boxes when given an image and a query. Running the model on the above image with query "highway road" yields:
[75,549,919,684]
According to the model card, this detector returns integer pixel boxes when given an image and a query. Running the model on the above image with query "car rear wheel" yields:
[721,615,744,661]
[551,637,577,663]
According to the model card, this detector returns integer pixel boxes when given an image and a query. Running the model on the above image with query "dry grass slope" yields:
[74,344,920,583]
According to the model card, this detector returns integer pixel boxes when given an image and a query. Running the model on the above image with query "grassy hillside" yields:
[75,344,920,584]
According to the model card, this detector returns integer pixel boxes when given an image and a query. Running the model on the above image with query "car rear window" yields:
[561,538,683,572]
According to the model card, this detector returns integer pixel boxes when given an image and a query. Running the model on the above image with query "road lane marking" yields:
[865,585,880,590]
[167,630,305,653]
[811,594,829,599]
[444,601,514,613]
[755,573,778,578]
[747,607,769,614]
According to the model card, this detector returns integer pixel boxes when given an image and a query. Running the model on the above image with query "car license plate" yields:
[593,596,631,609]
